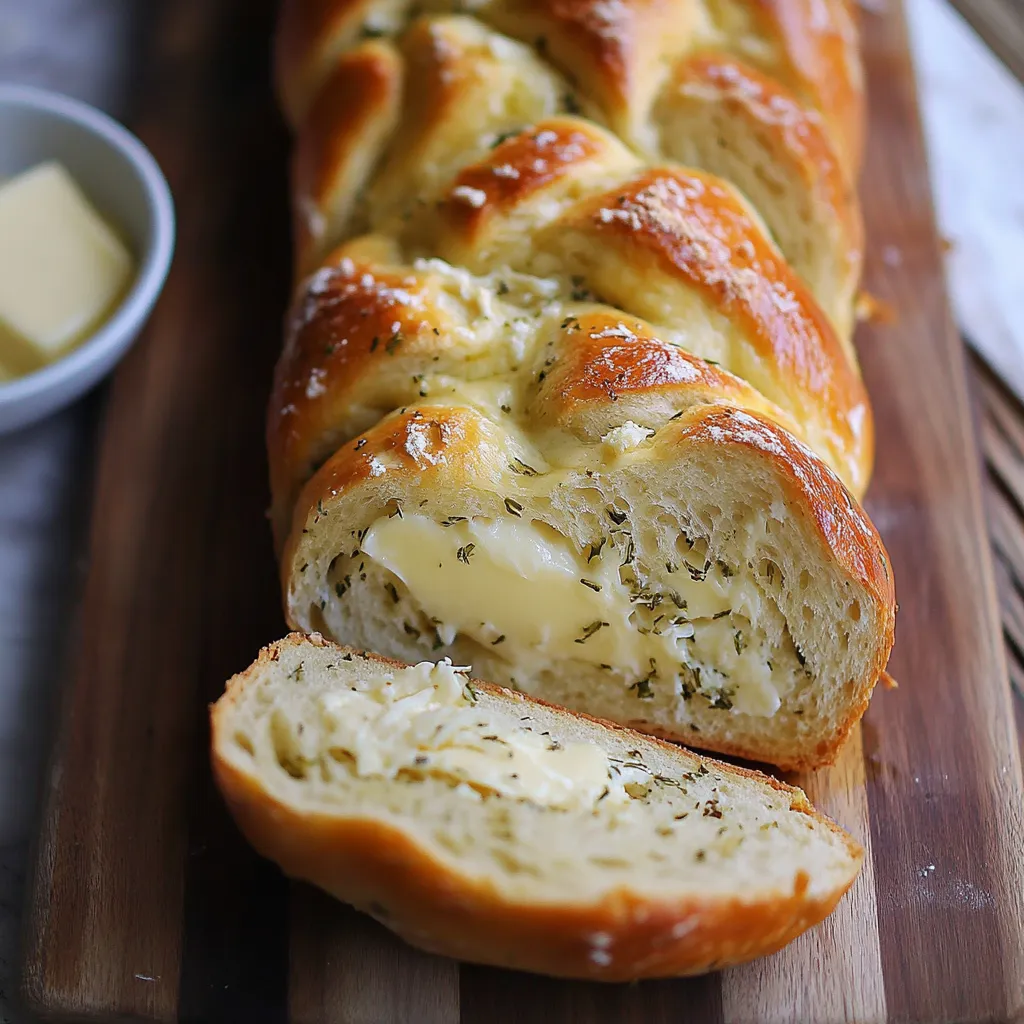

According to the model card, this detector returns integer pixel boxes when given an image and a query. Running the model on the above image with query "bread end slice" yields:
[212,633,862,980]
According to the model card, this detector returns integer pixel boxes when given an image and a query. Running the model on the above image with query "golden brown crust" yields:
[556,169,873,493]
[267,241,869,551]
[270,0,872,509]
[267,254,451,544]
[269,133,872,536]
[486,0,696,142]
[291,42,403,274]
[438,119,614,241]
[673,51,859,232]
[211,634,863,979]
[528,309,805,441]
[565,170,847,388]
[361,16,569,251]
[275,0,367,126]
[758,0,864,175]
[275,0,864,172]
[214,765,856,978]
[278,404,496,566]
[660,52,863,340]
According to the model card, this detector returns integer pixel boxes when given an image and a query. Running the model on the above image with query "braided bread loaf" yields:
[269,0,894,770]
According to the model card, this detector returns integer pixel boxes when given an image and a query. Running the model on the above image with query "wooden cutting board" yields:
[20,1,1024,1021]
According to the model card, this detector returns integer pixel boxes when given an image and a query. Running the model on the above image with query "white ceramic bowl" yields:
[0,85,175,433]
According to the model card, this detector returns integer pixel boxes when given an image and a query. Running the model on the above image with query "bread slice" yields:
[211,633,863,980]
[281,402,895,771]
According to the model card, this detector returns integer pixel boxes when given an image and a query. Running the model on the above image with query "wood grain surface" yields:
[19,0,1024,1022]
[975,359,1024,745]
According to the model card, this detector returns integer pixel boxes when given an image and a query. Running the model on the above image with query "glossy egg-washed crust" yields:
[276,0,863,323]
[211,634,864,980]
[267,166,872,541]
[269,0,872,508]
[275,0,861,169]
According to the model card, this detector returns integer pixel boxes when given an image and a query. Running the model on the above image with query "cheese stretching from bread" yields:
[267,1,896,770]
[211,634,863,980]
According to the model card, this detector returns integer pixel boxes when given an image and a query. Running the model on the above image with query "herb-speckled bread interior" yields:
[211,633,863,980]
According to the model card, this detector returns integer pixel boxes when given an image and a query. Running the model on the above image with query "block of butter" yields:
[0,162,134,374]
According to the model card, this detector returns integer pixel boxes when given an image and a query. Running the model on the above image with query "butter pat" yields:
[0,162,134,368]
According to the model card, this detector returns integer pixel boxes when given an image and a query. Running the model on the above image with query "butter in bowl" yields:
[0,161,135,380]
[0,85,174,433]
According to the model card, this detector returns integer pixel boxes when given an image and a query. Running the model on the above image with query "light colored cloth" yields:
[0,2,1021,1022]
[909,0,1024,402]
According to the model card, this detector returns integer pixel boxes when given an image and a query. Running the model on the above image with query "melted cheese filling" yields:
[361,514,784,716]
[288,660,638,809]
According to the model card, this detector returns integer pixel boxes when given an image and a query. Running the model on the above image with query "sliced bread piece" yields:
[211,632,863,980]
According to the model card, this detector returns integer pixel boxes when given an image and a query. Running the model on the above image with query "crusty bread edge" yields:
[211,633,864,980]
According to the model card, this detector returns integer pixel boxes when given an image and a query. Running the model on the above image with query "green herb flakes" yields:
[631,677,654,699]
[575,620,608,644]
